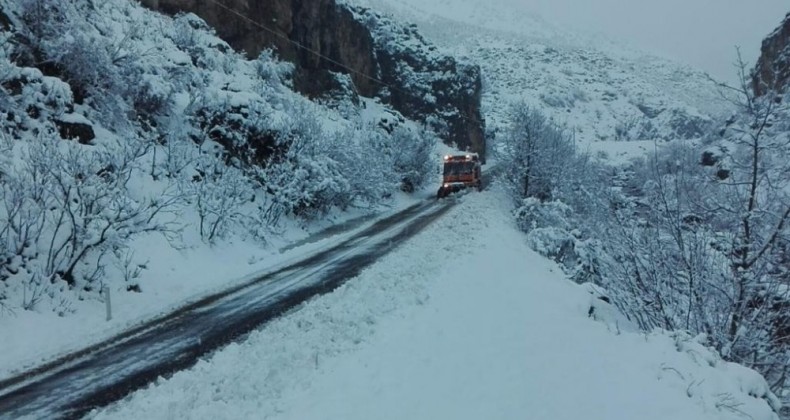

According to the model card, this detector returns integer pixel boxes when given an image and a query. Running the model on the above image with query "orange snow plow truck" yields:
[437,153,482,198]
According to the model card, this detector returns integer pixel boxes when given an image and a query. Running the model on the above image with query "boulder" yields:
[55,116,95,144]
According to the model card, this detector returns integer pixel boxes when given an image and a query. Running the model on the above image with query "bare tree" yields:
[598,54,790,402]
[26,134,181,288]
[711,56,790,395]
[500,102,576,202]
[190,149,253,244]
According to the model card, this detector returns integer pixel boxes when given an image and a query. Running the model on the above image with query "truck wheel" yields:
[436,187,446,199]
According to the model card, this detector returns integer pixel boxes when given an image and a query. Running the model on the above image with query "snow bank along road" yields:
[0,198,455,420]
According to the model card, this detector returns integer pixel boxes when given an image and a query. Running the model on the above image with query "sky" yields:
[518,0,789,83]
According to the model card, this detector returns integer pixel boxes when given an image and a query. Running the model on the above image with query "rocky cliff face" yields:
[752,12,790,96]
[139,0,378,97]
[140,0,486,159]
[356,9,485,160]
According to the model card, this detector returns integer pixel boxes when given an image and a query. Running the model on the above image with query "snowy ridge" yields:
[89,186,779,419]
[347,0,730,148]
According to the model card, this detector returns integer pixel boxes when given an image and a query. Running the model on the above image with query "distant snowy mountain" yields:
[346,0,732,150]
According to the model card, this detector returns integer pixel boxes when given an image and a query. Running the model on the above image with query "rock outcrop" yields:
[0,7,11,30]
[55,117,95,145]
[140,0,486,159]
[752,12,790,96]
[140,0,378,97]
[357,9,485,161]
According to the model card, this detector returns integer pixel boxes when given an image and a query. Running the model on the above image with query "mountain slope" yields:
[138,0,487,158]
[345,0,731,149]
[0,0,439,377]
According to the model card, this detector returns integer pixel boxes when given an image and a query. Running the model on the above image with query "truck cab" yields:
[437,154,482,198]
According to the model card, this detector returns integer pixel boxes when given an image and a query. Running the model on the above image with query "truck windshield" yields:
[443,162,476,176]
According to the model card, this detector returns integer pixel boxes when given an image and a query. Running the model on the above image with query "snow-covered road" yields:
[0,198,456,420]
[88,186,779,420]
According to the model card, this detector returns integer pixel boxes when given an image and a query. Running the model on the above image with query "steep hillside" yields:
[753,12,790,95]
[347,0,730,148]
[140,0,486,159]
[141,0,379,96]
[0,0,438,316]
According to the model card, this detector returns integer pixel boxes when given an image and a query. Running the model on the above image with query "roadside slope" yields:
[89,186,779,420]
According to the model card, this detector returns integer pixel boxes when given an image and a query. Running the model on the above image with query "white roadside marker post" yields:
[104,285,112,321]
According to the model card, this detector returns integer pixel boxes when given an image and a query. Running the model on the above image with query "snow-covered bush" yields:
[0,0,438,315]
[499,102,607,287]
[386,125,436,192]
[189,146,255,243]
[255,49,294,89]
[168,12,240,74]
[0,66,74,136]
[326,126,393,204]
[0,132,182,311]
[514,198,573,232]
[499,102,576,202]
[591,85,790,405]
[515,198,602,284]
[169,13,211,62]
[263,109,383,221]
[127,74,174,125]
[189,93,283,169]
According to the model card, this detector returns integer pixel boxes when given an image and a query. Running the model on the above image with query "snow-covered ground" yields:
[0,0,478,388]
[88,185,779,420]
[0,190,425,381]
